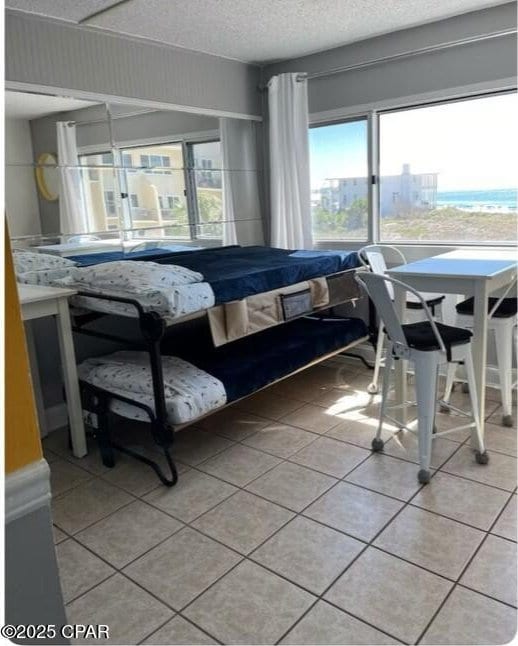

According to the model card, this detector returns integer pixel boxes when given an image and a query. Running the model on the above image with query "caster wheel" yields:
[418,469,431,484]
[475,451,489,465]
[462,383,470,394]
[439,404,451,414]
[371,438,384,452]
[367,383,379,394]
[502,415,514,428]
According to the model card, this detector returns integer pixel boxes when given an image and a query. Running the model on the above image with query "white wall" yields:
[5,118,41,237]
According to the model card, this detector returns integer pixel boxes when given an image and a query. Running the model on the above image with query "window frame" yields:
[309,115,372,245]
[185,138,224,240]
[310,88,517,249]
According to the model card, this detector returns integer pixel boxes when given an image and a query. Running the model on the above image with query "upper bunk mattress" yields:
[153,246,360,303]
[57,246,360,325]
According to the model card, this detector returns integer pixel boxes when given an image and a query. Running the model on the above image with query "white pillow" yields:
[68,260,204,290]
[16,267,75,286]
[13,250,76,274]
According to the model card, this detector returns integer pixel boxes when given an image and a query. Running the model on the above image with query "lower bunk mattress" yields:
[78,316,368,425]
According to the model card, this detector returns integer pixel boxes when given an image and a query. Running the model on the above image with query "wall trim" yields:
[5,459,51,524]
[5,80,263,123]
[309,78,517,124]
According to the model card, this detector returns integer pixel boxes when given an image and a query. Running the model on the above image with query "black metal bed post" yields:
[139,311,178,486]
[73,291,179,486]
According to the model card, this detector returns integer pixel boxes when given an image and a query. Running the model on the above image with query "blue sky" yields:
[309,120,367,190]
[309,92,517,192]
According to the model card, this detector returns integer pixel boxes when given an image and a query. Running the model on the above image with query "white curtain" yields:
[57,122,89,234]
[268,73,312,249]
[219,117,263,246]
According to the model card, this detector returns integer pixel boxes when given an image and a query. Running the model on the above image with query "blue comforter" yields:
[163,315,368,401]
[154,246,359,303]
[71,245,360,305]
[69,245,204,266]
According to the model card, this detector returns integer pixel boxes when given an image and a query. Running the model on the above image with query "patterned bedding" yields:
[13,250,77,285]
[57,260,215,318]
[15,248,361,339]
[78,351,226,425]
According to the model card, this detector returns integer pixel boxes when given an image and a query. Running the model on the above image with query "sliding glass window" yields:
[309,119,369,242]
[379,92,517,243]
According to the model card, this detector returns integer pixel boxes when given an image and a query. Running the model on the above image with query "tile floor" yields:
[45,360,517,645]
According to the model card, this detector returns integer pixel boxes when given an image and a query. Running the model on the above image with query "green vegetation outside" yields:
[313,202,517,243]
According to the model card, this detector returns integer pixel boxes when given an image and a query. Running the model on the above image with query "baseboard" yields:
[45,403,68,433]
[5,459,51,524]
[331,341,517,390]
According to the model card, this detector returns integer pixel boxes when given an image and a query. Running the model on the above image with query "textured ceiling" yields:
[5,0,123,23]
[6,0,505,63]
[5,91,99,119]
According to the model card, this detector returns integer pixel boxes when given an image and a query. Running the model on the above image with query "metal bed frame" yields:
[71,276,369,487]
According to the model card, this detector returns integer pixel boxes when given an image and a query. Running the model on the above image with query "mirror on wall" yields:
[107,103,223,243]
[5,89,264,258]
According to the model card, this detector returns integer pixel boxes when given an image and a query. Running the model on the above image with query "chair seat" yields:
[456,297,518,318]
[406,293,445,310]
[401,321,472,355]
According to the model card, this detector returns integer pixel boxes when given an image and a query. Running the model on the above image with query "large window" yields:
[309,119,369,241]
[308,91,517,246]
[379,93,517,243]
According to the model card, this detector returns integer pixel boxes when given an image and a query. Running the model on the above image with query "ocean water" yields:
[437,188,517,212]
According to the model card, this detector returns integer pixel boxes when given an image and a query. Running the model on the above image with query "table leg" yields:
[55,299,87,458]
[471,281,489,446]
[394,285,407,426]
[24,320,48,438]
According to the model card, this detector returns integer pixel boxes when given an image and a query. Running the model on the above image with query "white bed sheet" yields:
[70,282,215,319]
[78,351,226,425]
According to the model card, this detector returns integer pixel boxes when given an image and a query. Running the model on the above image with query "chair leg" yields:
[372,342,394,452]
[441,362,457,412]
[368,328,385,394]
[464,347,488,463]
[495,323,513,427]
[414,352,439,484]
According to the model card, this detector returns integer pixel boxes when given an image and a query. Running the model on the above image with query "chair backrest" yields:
[355,271,446,357]
[358,245,407,300]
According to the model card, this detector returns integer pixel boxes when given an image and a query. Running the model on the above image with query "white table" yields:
[388,249,517,438]
[17,284,87,458]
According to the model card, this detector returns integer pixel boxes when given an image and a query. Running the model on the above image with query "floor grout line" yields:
[414,486,518,645]
[46,380,516,645]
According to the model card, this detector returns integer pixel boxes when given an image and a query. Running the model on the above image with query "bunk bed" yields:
[16,245,369,485]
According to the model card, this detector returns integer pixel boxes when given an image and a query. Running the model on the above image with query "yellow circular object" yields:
[35,152,59,201]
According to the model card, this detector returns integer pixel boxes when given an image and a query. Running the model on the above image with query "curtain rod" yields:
[259,27,515,90]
